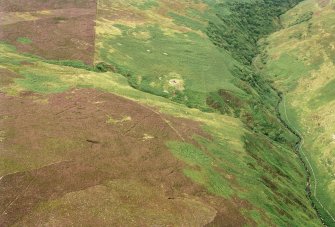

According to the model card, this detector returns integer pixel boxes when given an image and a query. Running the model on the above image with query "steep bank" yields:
[207,0,329,223]
[258,0,335,225]
[275,88,331,226]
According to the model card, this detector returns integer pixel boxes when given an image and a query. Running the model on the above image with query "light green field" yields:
[95,0,244,109]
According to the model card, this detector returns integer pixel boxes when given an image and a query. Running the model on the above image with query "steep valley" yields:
[0,0,334,226]
[260,0,335,225]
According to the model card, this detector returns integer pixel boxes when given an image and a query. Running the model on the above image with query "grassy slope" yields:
[95,0,243,110]
[1,39,320,226]
[260,0,335,224]
[0,0,325,225]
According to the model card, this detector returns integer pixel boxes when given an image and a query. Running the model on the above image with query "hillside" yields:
[259,0,335,225]
[0,0,331,226]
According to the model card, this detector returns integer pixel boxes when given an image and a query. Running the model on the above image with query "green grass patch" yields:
[308,79,335,108]
[135,0,159,10]
[15,72,70,94]
[98,24,241,109]
[17,37,32,44]
[167,129,319,226]
[168,12,205,31]
[167,141,233,197]
[266,54,312,91]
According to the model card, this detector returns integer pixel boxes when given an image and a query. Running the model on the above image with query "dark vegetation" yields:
[243,132,316,220]
[204,0,305,144]
[206,58,293,144]
[289,11,314,27]
[21,52,117,73]
[46,60,117,73]
[206,85,288,144]
[206,0,304,64]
